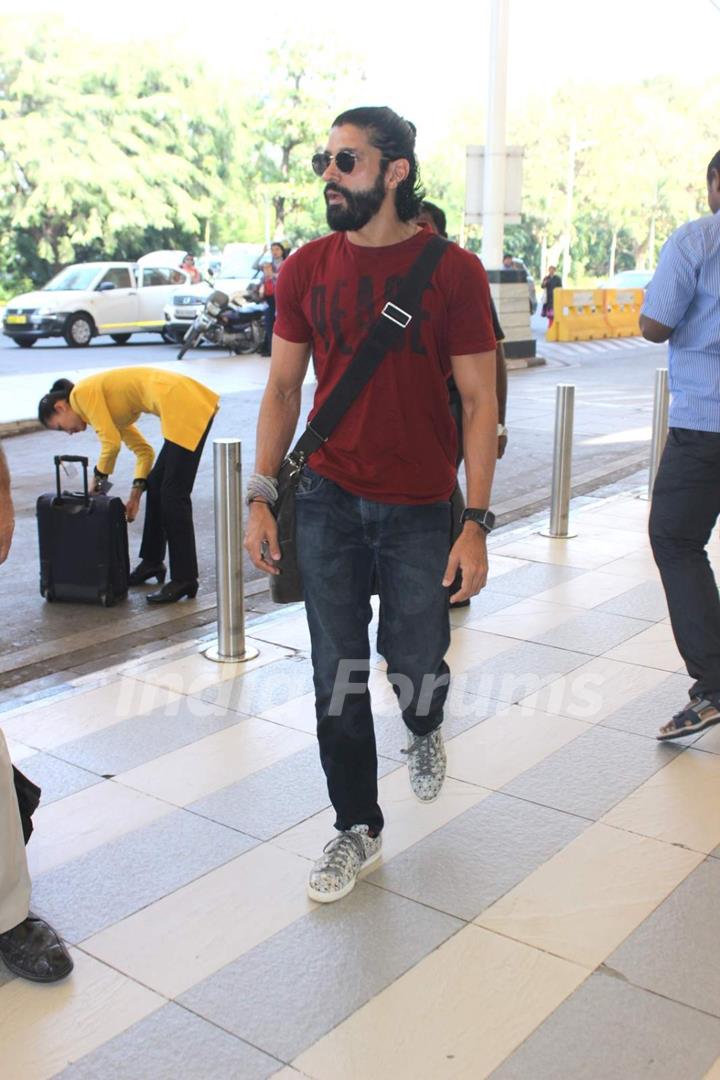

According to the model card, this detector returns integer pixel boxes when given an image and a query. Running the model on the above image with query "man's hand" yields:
[125,488,142,523]
[443,522,489,603]
[244,501,282,576]
[0,502,14,565]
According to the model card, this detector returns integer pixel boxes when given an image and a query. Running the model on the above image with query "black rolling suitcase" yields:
[36,455,129,607]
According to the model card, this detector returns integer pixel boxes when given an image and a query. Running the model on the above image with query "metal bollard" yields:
[541,384,577,539]
[648,368,669,498]
[204,439,259,664]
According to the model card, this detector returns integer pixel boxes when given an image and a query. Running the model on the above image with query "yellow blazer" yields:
[70,368,220,479]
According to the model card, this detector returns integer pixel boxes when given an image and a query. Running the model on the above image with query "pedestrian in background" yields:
[259,242,288,356]
[541,265,562,326]
[417,201,508,461]
[245,106,497,904]
[181,253,201,284]
[640,149,720,740]
[38,368,219,604]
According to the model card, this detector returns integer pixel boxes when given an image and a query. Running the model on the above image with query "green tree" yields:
[0,23,231,285]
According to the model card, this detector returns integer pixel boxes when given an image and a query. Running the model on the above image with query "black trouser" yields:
[139,419,213,582]
[263,296,276,350]
[649,427,720,699]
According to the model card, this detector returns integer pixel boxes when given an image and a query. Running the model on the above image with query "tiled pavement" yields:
[4,489,720,1079]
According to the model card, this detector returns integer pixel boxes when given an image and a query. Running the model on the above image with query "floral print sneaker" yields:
[403,727,447,802]
[307,825,382,903]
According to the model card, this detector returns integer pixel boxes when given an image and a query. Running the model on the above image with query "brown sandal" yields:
[657,696,720,741]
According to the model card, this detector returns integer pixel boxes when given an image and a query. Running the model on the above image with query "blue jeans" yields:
[295,467,452,835]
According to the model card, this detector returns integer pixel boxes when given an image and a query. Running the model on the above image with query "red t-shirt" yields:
[274,229,496,504]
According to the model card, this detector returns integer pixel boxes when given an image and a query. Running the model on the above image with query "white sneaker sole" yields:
[307,846,382,904]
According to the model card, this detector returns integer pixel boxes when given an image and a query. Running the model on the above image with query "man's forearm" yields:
[462,394,498,507]
[254,384,304,476]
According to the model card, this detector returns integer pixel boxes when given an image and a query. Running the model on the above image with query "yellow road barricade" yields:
[547,287,645,342]
[547,289,607,341]
[603,288,643,337]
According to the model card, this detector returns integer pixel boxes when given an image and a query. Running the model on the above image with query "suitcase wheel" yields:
[100,589,115,608]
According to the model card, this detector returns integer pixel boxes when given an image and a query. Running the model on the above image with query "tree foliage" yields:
[1,19,718,292]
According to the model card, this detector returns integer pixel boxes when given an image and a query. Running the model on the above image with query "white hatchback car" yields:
[2,251,192,348]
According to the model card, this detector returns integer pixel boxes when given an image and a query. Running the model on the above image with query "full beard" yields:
[325,170,387,231]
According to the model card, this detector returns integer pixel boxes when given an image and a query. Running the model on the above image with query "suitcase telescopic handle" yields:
[54,455,90,504]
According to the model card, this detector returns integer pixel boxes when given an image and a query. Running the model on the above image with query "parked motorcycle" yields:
[177,289,266,360]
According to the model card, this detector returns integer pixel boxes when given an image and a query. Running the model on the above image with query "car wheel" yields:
[161,327,182,344]
[110,333,132,345]
[14,335,38,348]
[64,313,94,347]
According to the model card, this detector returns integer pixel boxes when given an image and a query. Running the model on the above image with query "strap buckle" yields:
[381,301,412,328]
[306,422,328,444]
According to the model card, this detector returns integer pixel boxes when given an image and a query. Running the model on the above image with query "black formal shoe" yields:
[146,580,198,604]
[0,914,73,983]
[128,560,166,586]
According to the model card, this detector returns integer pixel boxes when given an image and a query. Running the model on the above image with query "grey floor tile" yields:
[374,689,503,762]
[50,698,244,776]
[18,752,100,805]
[596,580,669,622]
[459,641,589,703]
[56,1002,280,1080]
[491,970,720,1080]
[180,882,462,1062]
[600,672,695,739]
[535,610,650,656]
[192,655,316,716]
[607,859,720,1017]
[484,562,584,598]
[190,745,398,840]
[452,589,521,618]
[31,810,256,943]
[503,725,680,819]
[369,792,587,920]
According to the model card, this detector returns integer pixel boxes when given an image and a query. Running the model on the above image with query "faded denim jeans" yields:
[296,466,451,834]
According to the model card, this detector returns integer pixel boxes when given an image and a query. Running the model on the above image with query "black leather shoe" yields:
[0,914,73,983]
[146,580,198,604]
[128,560,167,586]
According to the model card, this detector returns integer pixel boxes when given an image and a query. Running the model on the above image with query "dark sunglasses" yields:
[311,150,359,176]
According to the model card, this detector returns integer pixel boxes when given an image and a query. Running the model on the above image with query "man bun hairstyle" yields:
[332,106,425,222]
[38,378,75,426]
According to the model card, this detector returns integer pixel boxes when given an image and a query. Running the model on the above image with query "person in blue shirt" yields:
[641,149,720,740]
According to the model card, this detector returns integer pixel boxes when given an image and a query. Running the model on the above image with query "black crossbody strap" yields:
[291,234,448,459]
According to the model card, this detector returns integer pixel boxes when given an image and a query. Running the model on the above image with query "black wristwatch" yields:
[461,507,495,533]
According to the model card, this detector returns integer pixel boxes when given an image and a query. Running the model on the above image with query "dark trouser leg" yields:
[296,470,381,835]
[139,443,168,566]
[375,500,452,736]
[143,420,212,583]
[263,297,276,350]
[649,427,720,698]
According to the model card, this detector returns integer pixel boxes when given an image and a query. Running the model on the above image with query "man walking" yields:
[244,107,497,902]
[0,441,73,981]
[641,149,720,740]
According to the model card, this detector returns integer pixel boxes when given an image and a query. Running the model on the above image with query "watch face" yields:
[463,508,495,532]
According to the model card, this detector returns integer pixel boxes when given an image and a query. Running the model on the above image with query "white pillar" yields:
[481,0,510,269]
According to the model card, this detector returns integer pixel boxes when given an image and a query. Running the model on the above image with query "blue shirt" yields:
[642,210,720,431]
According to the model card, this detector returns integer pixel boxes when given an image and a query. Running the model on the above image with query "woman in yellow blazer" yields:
[38,367,219,604]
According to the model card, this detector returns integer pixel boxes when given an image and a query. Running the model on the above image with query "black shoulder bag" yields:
[271,234,448,603]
